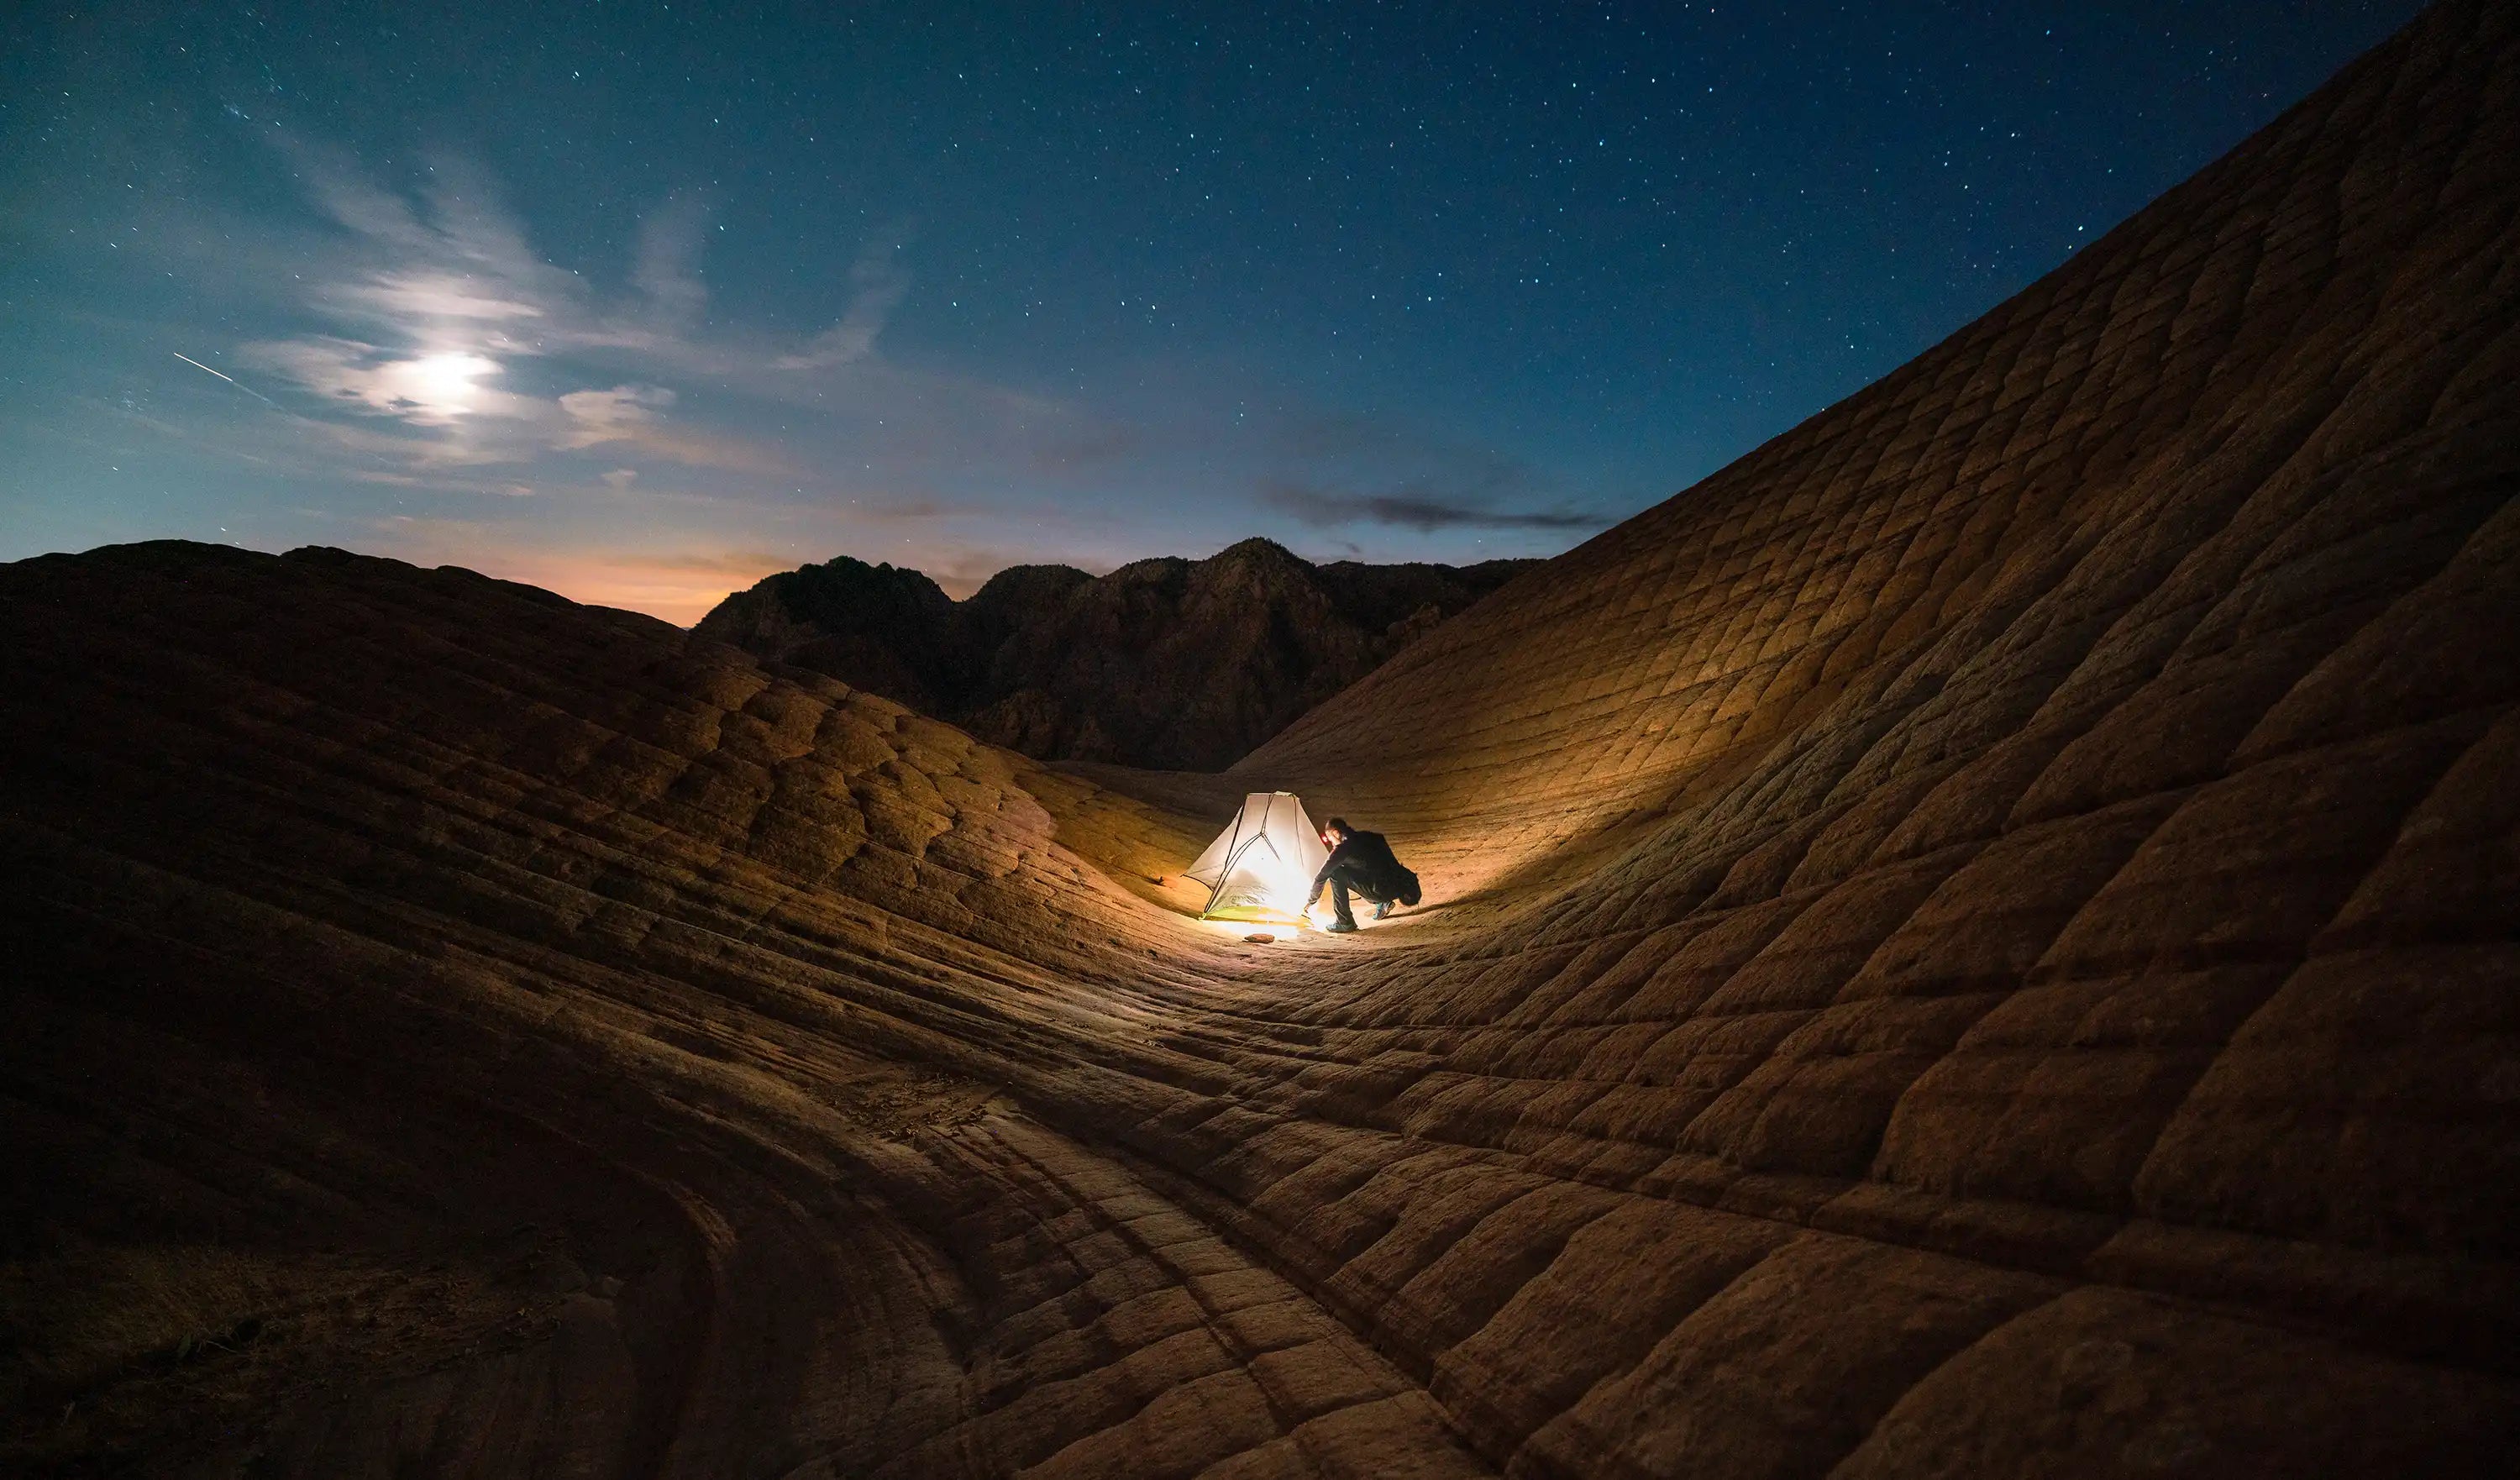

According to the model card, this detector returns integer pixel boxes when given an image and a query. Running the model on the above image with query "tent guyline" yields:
[1181,791,1331,927]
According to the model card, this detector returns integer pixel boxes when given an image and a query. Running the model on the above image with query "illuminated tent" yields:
[1182,791,1331,926]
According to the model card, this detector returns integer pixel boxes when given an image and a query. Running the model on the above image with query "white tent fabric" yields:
[1182,791,1331,926]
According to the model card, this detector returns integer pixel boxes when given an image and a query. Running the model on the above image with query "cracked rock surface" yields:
[5,3,2519,1474]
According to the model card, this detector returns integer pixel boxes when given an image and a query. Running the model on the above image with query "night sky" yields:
[3,2,2425,622]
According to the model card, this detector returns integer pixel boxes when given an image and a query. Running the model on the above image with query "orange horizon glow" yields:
[428,540,1030,625]
[444,549,795,627]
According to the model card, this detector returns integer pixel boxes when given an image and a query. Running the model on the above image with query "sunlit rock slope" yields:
[5,2,2517,1474]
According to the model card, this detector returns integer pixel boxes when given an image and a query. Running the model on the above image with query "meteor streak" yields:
[173,352,279,406]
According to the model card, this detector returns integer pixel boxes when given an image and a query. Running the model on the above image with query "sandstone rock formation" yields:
[695,539,1536,769]
[4,2,2518,1474]
[695,552,963,712]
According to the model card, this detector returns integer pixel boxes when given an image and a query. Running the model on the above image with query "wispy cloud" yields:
[557,385,799,474]
[853,496,953,522]
[605,549,793,575]
[632,193,712,330]
[92,129,1226,517]
[1253,409,1608,533]
[774,240,909,369]
[15,118,1607,625]
[558,384,675,447]
[1263,480,1608,532]
[242,336,529,426]
[238,130,913,479]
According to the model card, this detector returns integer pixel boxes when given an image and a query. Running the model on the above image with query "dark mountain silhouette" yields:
[694,538,1536,769]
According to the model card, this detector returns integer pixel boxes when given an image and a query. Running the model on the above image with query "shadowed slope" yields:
[0,544,1485,1475]
[6,2,2520,1475]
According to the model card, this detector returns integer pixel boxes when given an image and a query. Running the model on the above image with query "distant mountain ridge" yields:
[693,538,1536,769]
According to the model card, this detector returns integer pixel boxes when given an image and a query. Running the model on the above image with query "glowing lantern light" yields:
[1181,792,1333,928]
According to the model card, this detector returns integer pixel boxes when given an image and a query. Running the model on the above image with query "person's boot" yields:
[1326,918,1357,933]
[1373,900,1394,920]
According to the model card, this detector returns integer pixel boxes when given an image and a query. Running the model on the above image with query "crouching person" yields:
[1308,817,1421,933]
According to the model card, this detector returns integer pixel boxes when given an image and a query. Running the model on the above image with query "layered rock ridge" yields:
[5,1,2519,1475]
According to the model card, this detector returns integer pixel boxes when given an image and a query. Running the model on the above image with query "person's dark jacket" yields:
[1311,828,1419,905]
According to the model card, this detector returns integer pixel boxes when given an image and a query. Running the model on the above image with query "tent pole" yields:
[1200,799,1250,920]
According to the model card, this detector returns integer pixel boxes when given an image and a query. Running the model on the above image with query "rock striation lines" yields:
[4,2,2518,1474]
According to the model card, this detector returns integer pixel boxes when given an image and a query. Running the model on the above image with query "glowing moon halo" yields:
[395,351,499,417]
